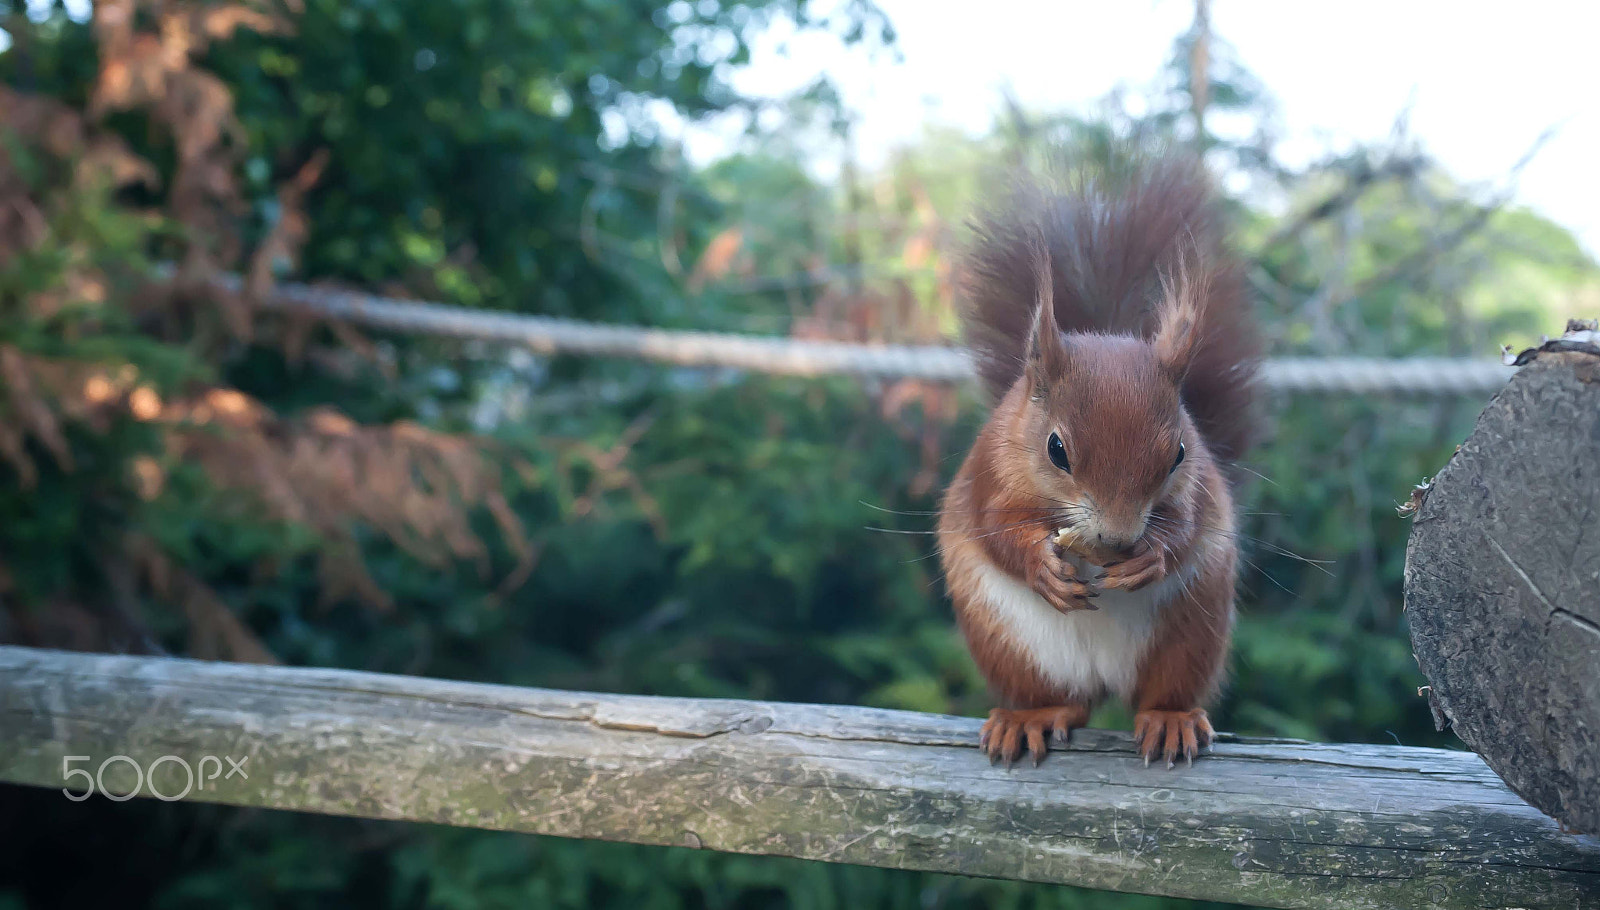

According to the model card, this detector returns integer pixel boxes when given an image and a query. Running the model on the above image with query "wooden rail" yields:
[1,645,1596,909]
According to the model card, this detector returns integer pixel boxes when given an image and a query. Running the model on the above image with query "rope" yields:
[239,277,1516,396]
[1258,357,1512,396]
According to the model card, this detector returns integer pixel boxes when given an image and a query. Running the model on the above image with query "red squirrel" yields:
[937,153,1260,769]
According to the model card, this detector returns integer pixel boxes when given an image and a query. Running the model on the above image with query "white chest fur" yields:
[971,555,1191,701]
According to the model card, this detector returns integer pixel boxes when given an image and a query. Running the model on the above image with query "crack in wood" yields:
[1551,610,1600,639]
[1488,534,1557,615]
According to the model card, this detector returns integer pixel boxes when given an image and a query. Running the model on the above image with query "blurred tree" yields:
[207,0,892,323]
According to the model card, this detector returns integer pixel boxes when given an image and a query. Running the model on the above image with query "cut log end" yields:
[1405,326,1600,835]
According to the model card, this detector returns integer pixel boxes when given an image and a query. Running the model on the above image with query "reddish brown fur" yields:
[939,150,1256,767]
[959,151,1260,466]
[943,528,1072,707]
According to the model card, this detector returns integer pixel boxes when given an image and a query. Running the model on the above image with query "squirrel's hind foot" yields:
[979,705,1091,766]
[1133,707,1214,769]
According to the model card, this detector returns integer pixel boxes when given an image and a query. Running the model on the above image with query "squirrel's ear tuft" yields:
[1154,256,1206,379]
[1024,241,1070,387]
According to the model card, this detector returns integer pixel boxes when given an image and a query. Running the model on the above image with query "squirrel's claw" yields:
[980,706,1090,767]
[1133,708,1213,770]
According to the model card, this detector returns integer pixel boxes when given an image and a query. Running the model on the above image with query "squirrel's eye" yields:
[1170,442,1186,475]
[1047,432,1072,473]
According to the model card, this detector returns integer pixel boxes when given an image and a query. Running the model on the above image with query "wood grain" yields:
[1406,343,1600,835]
[1,645,1596,909]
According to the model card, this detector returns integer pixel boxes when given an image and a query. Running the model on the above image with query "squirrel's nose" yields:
[1083,504,1146,551]
[1093,525,1143,551]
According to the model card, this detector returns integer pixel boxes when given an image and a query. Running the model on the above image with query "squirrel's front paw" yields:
[1098,540,1167,592]
[1034,543,1098,612]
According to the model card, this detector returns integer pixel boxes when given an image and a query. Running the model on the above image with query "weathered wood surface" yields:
[1406,335,1600,835]
[1,646,1596,909]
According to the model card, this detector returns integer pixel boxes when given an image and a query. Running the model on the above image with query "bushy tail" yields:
[956,150,1262,465]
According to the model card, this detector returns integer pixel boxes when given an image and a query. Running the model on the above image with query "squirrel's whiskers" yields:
[937,150,1260,770]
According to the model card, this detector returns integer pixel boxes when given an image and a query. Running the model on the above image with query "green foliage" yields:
[0,128,189,619]
[206,0,891,324]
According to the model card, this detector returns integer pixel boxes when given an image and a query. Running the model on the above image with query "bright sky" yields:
[8,0,1594,254]
[702,0,1600,256]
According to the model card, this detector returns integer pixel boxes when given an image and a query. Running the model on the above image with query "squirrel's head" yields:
[1001,261,1203,560]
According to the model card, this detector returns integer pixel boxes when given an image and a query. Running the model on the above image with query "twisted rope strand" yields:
[234,276,1515,395]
